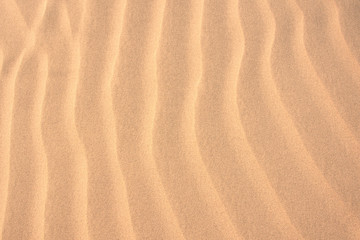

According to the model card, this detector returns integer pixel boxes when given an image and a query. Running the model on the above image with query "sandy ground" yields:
[1,0,360,239]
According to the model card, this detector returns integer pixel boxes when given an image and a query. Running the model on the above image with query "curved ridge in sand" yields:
[1,0,360,239]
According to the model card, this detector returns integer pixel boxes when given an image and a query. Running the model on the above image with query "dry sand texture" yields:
[1,0,360,239]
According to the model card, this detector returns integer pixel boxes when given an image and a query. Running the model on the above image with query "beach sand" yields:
[1,0,360,239]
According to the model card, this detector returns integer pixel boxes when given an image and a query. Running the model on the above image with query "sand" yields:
[0,0,360,239]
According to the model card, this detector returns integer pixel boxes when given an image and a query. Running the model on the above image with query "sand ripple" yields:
[1,0,359,239]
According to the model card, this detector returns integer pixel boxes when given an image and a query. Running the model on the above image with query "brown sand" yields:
[1,0,360,239]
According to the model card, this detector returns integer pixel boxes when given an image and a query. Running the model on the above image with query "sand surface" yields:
[1,0,360,239]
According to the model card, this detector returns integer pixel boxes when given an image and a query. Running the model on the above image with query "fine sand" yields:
[1,0,360,239]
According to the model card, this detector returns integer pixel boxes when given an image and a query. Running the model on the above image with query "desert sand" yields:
[1,0,360,239]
